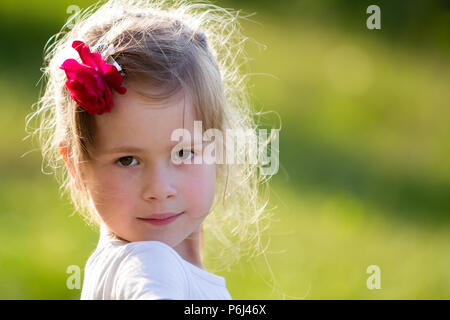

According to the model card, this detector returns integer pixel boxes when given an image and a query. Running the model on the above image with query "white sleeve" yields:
[112,242,189,300]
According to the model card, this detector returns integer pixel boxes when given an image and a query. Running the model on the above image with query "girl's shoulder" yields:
[113,240,190,299]
[119,240,188,272]
[96,225,187,271]
[82,239,190,299]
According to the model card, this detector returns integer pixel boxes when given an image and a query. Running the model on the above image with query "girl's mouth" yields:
[137,212,184,226]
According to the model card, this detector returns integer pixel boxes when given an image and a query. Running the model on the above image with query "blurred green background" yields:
[1,0,449,299]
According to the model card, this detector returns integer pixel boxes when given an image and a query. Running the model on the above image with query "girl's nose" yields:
[141,164,177,201]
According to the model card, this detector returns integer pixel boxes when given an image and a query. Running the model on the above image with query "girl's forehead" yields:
[93,86,199,152]
[105,83,195,122]
[118,82,191,109]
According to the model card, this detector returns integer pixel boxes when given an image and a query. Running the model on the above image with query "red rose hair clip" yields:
[60,40,127,115]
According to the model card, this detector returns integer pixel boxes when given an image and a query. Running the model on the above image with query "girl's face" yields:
[81,84,216,247]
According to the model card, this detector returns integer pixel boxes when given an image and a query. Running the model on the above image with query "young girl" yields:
[27,0,274,300]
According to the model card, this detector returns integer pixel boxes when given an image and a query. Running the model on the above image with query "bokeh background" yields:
[0,0,449,299]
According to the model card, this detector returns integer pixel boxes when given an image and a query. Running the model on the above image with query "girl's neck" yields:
[173,227,204,270]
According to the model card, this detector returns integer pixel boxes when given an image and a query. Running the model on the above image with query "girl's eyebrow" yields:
[103,140,198,154]
[103,146,145,154]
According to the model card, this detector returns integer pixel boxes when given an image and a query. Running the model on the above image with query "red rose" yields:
[60,40,127,115]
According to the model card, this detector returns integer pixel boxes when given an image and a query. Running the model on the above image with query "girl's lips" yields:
[137,212,184,226]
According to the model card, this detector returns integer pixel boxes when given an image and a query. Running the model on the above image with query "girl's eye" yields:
[175,149,195,162]
[116,156,138,167]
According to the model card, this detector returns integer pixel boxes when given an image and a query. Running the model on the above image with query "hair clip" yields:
[101,43,123,74]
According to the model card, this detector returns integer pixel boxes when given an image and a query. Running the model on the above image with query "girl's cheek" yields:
[88,165,134,202]
[183,164,216,217]
[89,174,136,223]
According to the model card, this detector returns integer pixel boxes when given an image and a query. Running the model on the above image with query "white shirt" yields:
[80,224,233,300]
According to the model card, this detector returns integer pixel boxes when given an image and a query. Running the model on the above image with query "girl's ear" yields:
[59,146,84,191]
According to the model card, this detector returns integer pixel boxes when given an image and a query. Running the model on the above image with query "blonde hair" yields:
[26,0,276,275]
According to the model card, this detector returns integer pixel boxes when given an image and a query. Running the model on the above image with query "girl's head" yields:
[28,0,273,271]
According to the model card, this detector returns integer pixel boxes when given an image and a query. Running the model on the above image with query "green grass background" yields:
[0,0,449,299]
